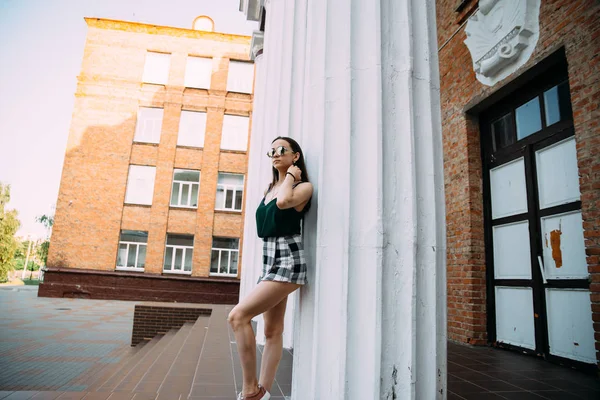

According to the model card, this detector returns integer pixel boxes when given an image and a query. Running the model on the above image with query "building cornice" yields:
[84,17,252,43]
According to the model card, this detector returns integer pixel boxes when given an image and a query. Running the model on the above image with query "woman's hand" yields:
[287,165,302,181]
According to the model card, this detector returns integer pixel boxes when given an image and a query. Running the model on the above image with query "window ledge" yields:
[163,270,192,275]
[176,145,204,150]
[133,141,160,147]
[116,267,145,272]
[220,149,247,155]
[142,82,167,87]
[214,209,243,214]
[124,203,152,208]
[169,205,198,210]
[184,86,209,91]
[210,273,239,278]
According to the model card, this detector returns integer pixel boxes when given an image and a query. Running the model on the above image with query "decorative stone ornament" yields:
[465,0,541,86]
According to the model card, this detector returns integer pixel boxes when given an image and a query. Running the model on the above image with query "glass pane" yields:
[215,187,225,209]
[230,252,239,275]
[184,249,193,272]
[127,245,137,267]
[490,158,528,219]
[212,237,239,250]
[191,184,199,207]
[164,247,173,270]
[491,113,515,151]
[137,245,147,269]
[225,190,233,209]
[117,244,128,266]
[210,250,219,273]
[218,173,244,186]
[515,97,542,140]
[174,248,183,270]
[219,251,230,273]
[178,111,206,148]
[235,190,243,210]
[181,184,190,206]
[544,82,572,126]
[120,230,148,243]
[174,169,200,182]
[171,182,180,205]
[166,234,194,246]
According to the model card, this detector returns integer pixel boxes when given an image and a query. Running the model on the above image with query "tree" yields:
[0,183,20,282]
[36,213,54,266]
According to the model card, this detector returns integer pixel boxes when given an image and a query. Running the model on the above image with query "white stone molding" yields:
[465,0,541,86]
[239,0,263,22]
[251,30,264,60]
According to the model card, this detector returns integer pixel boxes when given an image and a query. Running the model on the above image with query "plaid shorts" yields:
[257,234,308,285]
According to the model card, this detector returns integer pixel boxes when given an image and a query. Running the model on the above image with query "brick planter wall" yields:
[131,303,212,346]
[38,267,240,304]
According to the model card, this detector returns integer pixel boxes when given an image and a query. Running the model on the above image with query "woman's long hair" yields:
[267,136,311,214]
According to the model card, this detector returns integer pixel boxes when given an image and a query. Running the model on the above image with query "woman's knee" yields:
[263,323,284,340]
[227,307,250,330]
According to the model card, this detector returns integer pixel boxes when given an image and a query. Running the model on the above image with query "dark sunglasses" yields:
[267,146,295,158]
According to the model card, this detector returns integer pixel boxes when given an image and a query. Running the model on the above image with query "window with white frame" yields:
[125,165,156,205]
[178,110,207,148]
[226,60,254,94]
[221,115,249,151]
[116,230,147,271]
[164,234,194,273]
[184,56,212,89]
[210,238,239,276]
[134,107,164,144]
[215,173,244,211]
[142,51,171,85]
[170,169,200,208]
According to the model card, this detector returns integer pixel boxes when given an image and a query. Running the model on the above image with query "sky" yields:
[0,0,257,239]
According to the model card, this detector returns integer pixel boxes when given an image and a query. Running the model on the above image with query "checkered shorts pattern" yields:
[258,234,308,285]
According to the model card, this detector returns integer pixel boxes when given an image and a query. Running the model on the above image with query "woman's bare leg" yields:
[258,296,288,392]
[228,281,300,396]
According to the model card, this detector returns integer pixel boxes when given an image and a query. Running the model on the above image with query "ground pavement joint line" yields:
[88,337,159,391]
[130,324,194,393]
[156,317,209,395]
[107,330,178,392]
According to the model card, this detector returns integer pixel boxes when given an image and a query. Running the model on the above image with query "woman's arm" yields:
[276,176,313,210]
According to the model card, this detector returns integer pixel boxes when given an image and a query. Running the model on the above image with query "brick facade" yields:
[437,0,600,366]
[44,18,254,301]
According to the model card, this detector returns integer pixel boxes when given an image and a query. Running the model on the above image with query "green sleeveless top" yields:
[256,184,309,238]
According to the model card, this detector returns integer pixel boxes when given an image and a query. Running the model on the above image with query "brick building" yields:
[39,16,255,304]
[437,0,599,369]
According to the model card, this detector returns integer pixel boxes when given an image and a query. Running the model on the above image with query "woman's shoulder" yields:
[293,181,313,189]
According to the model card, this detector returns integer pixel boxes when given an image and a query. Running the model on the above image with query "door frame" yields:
[478,60,595,372]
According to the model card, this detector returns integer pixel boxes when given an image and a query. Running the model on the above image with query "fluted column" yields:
[239,0,447,398]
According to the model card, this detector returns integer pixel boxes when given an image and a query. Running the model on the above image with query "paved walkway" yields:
[0,287,134,391]
[1,286,597,399]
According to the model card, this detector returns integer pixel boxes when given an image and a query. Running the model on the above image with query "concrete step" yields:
[89,335,163,392]
[155,316,210,397]
[103,329,179,392]
[128,323,196,393]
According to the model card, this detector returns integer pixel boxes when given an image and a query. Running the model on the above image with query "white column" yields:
[240,0,447,398]
[239,32,266,305]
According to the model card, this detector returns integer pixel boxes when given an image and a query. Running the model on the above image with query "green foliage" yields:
[0,183,20,282]
[36,214,54,266]
[13,258,40,271]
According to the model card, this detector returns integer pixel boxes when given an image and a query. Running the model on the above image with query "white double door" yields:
[489,135,595,364]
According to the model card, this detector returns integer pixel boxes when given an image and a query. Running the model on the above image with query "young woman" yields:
[228,136,313,400]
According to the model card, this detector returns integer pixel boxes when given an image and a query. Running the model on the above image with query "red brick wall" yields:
[436,0,600,363]
[48,19,254,283]
[132,304,211,346]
